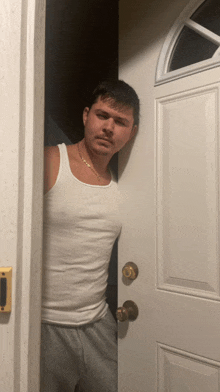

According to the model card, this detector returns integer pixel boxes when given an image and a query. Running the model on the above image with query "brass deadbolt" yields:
[122,262,138,280]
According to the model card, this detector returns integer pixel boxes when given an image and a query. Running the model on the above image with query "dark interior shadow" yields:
[45,0,118,145]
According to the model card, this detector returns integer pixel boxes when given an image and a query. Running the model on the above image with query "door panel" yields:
[157,86,219,299]
[119,0,220,390]
[158,344,220,392]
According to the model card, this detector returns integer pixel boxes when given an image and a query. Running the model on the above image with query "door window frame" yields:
[156,0,220,85]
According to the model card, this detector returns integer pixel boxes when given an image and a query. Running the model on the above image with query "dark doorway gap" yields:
[45,0,119,145]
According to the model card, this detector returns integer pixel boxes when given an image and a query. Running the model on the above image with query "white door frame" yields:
[0,1,45,391]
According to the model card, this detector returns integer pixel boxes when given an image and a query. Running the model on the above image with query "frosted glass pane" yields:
[191,0,220,36]
[169,26,218,72]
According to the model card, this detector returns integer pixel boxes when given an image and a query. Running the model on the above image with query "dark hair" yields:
[89,80,140,126]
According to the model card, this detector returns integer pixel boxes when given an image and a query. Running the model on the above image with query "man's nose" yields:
[103,118,114,134]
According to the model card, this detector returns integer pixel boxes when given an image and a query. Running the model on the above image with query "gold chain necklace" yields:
[77,143,101,182]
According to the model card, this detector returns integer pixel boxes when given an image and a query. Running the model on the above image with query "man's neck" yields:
[79,138,112,175]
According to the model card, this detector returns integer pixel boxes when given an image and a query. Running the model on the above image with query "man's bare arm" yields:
[44,146,60,194]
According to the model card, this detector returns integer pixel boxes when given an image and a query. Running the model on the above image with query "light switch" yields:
[0,267,12,312]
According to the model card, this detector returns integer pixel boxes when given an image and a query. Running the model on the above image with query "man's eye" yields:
[116,120,125,126]
[97,114,107,119]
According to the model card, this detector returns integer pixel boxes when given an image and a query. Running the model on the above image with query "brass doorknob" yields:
[116,300,139,322]
[122,262,138,280]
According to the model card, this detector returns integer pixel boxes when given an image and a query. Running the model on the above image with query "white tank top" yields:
[42,143,122,326]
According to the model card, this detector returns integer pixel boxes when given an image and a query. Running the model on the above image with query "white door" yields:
[118,0,220,391]
[0,1,45,391]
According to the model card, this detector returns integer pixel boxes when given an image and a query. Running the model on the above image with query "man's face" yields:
[83,97,137,158]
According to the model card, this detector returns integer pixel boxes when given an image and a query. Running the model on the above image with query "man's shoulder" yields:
[44,145,61,194]
[44,145,59,158]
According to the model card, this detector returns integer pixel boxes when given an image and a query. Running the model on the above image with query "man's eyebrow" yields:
[95,109,130,124]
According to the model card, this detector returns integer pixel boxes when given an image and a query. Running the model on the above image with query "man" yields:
[41,80,140,392]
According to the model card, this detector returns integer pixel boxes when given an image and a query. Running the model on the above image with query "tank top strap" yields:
[57,143,72,179]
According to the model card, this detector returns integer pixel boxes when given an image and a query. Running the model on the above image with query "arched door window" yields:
[156,0,220,84]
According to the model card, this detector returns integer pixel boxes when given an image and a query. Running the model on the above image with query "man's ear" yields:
[129,124,138,141]
[83,107,90,126]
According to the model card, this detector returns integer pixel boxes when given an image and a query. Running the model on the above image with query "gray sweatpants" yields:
[40,308,117,392]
